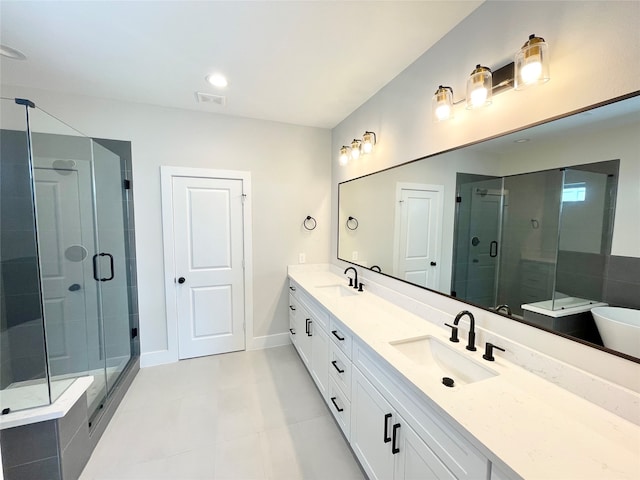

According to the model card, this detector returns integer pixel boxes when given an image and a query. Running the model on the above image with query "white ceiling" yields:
[0,1,482,128]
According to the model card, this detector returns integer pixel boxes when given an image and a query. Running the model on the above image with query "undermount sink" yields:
[390,335,498,386]
[315,284,358,298]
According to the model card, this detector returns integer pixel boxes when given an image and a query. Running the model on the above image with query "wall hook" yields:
[346,216,359,230]
[303,216,317,231]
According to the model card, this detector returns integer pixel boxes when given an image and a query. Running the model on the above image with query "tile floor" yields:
[80,345,364,479]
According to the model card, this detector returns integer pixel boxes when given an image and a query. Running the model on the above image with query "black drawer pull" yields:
[305,319,312,336]
[383,413,392,443]
[331,360,344,374]
[289,286,296,291]
[289,305,296,311]
[289,328,295,335]
[392,423,401,454]
[330,397,344,412]
[331,330,345,341]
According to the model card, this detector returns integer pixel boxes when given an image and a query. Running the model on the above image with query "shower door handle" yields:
[92,253,115,282]
[489,241,498,258]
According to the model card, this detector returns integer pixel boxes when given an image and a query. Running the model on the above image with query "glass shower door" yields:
[91,140,133,397]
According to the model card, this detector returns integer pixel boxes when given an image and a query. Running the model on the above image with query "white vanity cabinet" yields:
[288,277,489,480]
[351,367,456,480]
[289,281,329,399]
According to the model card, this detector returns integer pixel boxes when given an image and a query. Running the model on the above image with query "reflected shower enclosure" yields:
[452,160,619,332]
[0,97,139,423]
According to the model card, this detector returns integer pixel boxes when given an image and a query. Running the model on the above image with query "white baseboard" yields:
[140,349,177,368]
[140,333,291,367]
[248,332,291,350]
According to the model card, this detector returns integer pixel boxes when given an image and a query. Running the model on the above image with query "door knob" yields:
[177,277,186,284]
[68,283,82,292]
[430,261,437,266]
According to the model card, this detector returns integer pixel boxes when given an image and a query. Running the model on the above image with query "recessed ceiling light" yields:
[206,73,228,88]
[514,138,530,143]
[0,44,27,60]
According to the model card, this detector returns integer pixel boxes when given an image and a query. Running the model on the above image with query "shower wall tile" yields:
[2,456,61,480]
[0,420,58,468]
[555,250,605,300]
[603,255,640,309]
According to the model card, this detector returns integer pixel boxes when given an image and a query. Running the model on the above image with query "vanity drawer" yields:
[289,316,297,345]
[327,377,351,440]
[288,280,299,298]
[329,316,353,359]
[299,291,330,332]
[329,342,352,400]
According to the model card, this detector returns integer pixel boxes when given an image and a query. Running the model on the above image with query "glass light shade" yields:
[432,86,454,122]
[350,139,362,160]
[339,146,350,166]
[515,34,550,89]
[362,131,376,154]
[466,65,492,109]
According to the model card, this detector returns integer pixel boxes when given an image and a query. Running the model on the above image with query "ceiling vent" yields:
[195,92,226,106]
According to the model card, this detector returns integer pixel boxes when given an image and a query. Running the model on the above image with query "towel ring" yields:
[346,216,359,230]
[303,216,317,231]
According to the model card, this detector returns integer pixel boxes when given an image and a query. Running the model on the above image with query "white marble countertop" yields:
[288,267,640,480]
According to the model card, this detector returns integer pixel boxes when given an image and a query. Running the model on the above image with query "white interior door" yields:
[171,175,246,359]
[394,184,443,289]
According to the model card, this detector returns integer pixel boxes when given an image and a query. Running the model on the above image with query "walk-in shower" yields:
[0,97,139,426]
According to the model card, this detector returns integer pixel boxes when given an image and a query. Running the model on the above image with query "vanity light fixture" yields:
[338,131,377,165]
[431,33,550,121]
[350,139,362,160]
[432,86,454,122]
[362,131,377,154]
[515,34,550,89]
[339,145,351,166]
[466,64,492,109]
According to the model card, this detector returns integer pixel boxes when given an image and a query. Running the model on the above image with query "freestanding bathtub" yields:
[591,307,640,357]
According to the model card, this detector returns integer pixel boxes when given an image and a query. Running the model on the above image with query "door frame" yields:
[160,166,253,363]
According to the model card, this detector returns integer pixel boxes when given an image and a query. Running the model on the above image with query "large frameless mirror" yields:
[338,92,640,362]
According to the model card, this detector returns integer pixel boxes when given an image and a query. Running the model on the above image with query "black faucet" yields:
[344,267,358,289]
[453,310,476,351]
[495,304,512,316]
[370,265,382,273]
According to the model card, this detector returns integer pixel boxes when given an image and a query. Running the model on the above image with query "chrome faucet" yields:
[344,266,358,289]
[453,310,476,351]
[495,304,512,316]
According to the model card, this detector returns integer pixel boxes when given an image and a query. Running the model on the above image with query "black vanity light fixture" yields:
[432,34,550,122]
[338,131,377,166]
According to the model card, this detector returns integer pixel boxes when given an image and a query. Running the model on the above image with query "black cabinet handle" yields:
[330,397,344,412]
[289,328,295,335]
[490,241,498,258]
[289,286,296,291]
[92,254,99,281]
[392,423,400,454]
[383,413,392,443]
[331,360,344,374]
[289,305,296,311]
[331,330,345,341]
[305,319,312,336]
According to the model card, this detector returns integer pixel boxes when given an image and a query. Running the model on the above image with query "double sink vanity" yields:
[287,264,640,479]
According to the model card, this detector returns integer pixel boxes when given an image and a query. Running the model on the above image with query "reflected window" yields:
[562,182,586,202]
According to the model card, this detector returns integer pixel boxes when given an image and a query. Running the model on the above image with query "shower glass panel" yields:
[0,98,50,412]
[553,161,619,311]
[452,175,504,308]
[29,107,105,408]
[498,169,563,317]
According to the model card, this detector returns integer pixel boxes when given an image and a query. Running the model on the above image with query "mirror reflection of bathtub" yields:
[591,307,640,358]
[521,295,607,344]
